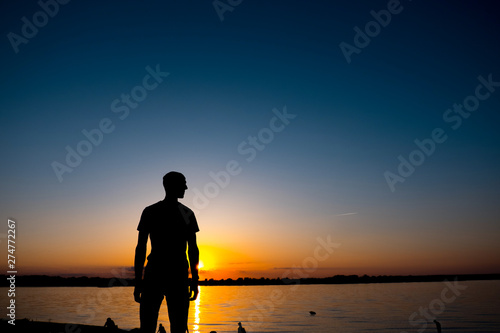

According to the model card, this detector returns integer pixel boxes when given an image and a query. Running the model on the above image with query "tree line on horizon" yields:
[1,273,499,287]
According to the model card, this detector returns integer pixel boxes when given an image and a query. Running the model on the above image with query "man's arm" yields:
[134,230,148,303]
[187,233,199,300]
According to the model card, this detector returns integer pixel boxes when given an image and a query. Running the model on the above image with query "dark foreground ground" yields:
[0,318,137,333]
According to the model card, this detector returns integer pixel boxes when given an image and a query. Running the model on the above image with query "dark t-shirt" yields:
[137,200,199,272]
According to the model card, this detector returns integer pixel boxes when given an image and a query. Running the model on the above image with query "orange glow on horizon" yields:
[4,220,499,279]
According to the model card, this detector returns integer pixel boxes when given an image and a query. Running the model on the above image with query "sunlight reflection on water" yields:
[2,281,499,332]
[193,294,200,333]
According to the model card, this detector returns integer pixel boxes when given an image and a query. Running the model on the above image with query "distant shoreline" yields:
[1,273,499,287]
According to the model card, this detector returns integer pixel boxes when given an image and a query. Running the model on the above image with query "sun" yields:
[198,261,204,269]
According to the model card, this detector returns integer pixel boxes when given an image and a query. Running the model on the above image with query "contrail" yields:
[335,212,358,216]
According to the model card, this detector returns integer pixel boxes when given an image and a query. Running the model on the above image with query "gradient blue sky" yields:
[1,1,499,278]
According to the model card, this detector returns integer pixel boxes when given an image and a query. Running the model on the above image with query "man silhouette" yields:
[134,171,200,333]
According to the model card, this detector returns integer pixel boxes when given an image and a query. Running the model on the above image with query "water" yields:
[1,280,499,332]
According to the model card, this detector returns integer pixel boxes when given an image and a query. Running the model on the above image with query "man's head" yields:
[163,171,187,199]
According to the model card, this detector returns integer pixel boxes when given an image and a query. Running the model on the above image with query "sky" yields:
[1,0,499,280]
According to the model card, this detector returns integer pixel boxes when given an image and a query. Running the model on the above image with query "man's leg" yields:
[140,287,164,333]
[165,280,190,333]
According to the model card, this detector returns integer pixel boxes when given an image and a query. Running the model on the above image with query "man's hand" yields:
[134,282,142,303]
[189,278,199,301]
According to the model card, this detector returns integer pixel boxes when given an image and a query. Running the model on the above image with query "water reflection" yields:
[191,287,201,333]
[7,282,500,332]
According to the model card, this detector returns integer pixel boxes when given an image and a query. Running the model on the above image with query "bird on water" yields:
[433,319,442,333]
[238,322,246,333]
